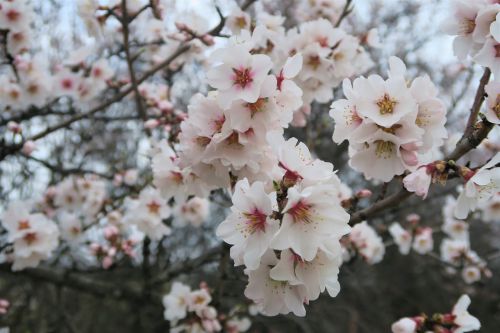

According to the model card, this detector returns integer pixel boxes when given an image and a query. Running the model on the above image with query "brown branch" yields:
[463,68,490,139]
[0,263,144,302]
[335,0,354,28]
[121,0,147,122]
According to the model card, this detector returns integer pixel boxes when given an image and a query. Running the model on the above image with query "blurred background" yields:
[0,0,499,332]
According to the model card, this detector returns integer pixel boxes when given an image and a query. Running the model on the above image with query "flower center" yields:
[147,201,161,214]
[195,136,211,147]
[62,79,73,90]
[27,83,39,95]
[377,94,397,115]
[379,124,402,134]
[243,208,267,233]
[307,55,321,70]
[23,232,38,245]
[235,16,247,29]
[225,131,242,146]
[6,9,21,22]
[287,200,313,224]
[92,67,103,78]
[374,140,395,159]
[18,219,30,230]
[170,171,183,184]
[232,67,253,89]
[194,295,206,304]
[494,94,500,119]
[213,115,225,133]
[460,18,475,35]
[245,97,268,117]
[316,36,328,48]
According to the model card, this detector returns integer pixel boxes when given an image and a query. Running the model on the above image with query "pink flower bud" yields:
[356,189,372,198]
[22,140,36,155]
[104,225,119,240]
[107,246,117,257]
[158,100,173,113]
[144,119,159,129]
[406,213,420,223]
[7,121,21,134]
[201,34,214,45]
[102,256,113,269]
[113,174,123,186]
[175,22,188,31]
[89,243,101,253]
[0,299,10,308]
[400,149,419,167]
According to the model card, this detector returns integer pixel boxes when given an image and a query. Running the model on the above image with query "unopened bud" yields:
[406,213,420,224]
[458,166,475,181]
[201,34,215,46]
[144,119,160,129]
[22,140,36,155]
[7,121,21,134]
[356,189,372,198]
[175,22,188,31]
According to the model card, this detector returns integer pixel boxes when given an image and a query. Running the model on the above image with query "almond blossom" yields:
[123,187,171,240]
[484,80,500,124]
[452,295,481,332]
[391,318,417,333]
[269,244,342,301]
[163,282,191,321]
[206,44,273,109]
[172,197,210,228]
[216,179,279,270]
[389,222,412,255]
[271,184,350,261]
[454,153,500,219]
[244,252,308,317]
[2,201,60,271]
[330,57,446,182]
[349,221,385,264]
[412,227,433,255]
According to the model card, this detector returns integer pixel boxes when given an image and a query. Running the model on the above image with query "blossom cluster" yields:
[391,294,480,333]
[216,136,350,316]
[443,0,500,80]
[162,281,251,333]
[1,201,59,271]
[0,170,211,271]
[389,214,434,256]
[454,154,500,220]
[0,0,33,55]
[343,221,385,264]
[440,198,490,285]
[330,57,447,182]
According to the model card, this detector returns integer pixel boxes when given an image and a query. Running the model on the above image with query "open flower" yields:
[389,222,412,255]
[391,317,417,333]
[244,252,307,317]
[207,44,273,109]
[123,187,171,240]
[454,154,500,219]
[270,184,350,261]
[163,282,191,321]
[484,81,500,124]
[269,241,342,301]
[216,179,279,270]
[452,295,481,332]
